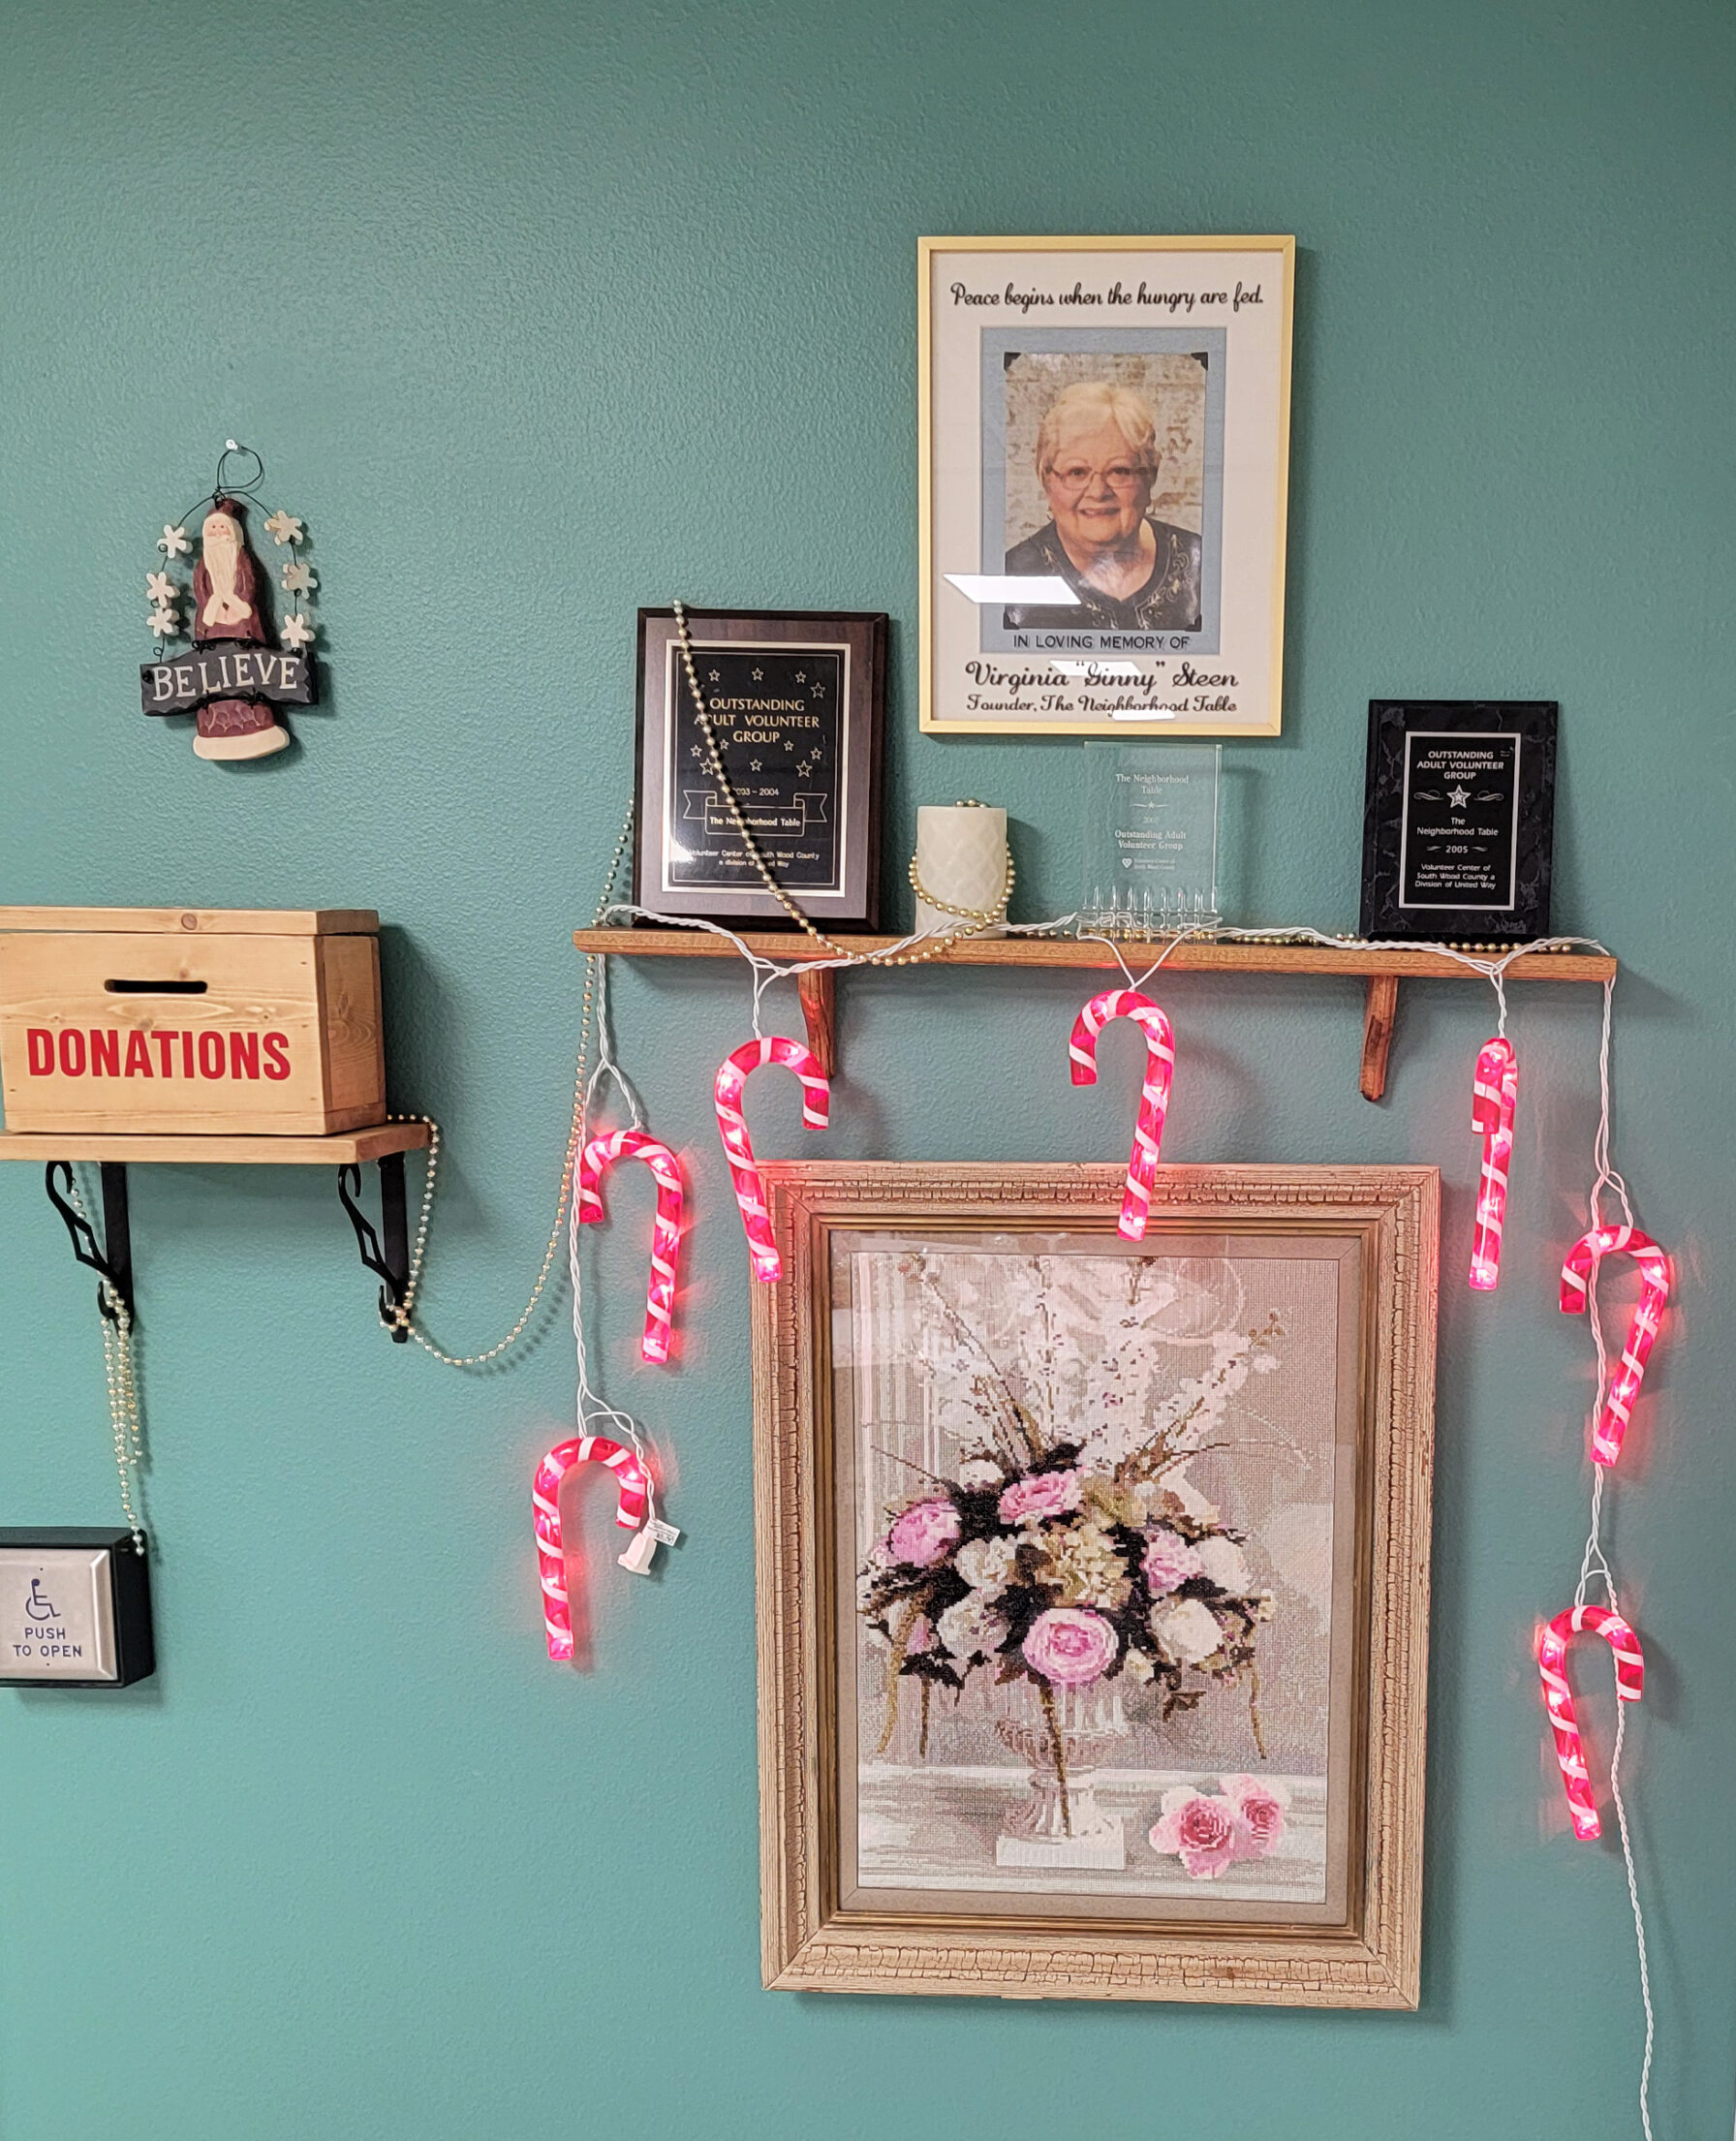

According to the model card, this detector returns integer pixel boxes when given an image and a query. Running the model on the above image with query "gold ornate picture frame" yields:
[751,1162,1438,2007]
[918,234,1294,736]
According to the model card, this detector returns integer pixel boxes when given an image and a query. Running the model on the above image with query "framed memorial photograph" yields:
[918,236,1294,737]
[752,1161,1439,2007]
[634,608,886,929]
[1360,699,1559,943]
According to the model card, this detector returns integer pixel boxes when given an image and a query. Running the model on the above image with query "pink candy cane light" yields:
[577,1128,684,1363]
[1069,988,1176,1241]
[714,1036,829,1283]
[1469,1037,1518,1290]
[1536,1603,1645,1841]
[532,1434,651,1661]
[1560,1226,1671,1466]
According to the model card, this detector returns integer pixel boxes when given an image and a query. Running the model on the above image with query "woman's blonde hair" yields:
[1034,380,1160,481]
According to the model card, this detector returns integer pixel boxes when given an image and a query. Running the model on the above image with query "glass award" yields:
[1080,744,1221,936]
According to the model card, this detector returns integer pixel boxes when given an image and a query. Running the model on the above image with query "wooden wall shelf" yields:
[573,928,1616,1101]
[0,1123,431,1336]
[0,1125,429,1166]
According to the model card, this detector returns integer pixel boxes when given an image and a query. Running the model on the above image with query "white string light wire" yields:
[396,832,1665,2131]
[580,900,1658,2133]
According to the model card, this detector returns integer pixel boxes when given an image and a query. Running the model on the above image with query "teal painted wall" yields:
[1,1,1731,2133]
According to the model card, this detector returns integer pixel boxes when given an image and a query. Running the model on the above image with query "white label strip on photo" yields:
[944,574,1080,605]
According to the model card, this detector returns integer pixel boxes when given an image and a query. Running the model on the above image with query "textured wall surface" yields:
[0,2,1731,2135]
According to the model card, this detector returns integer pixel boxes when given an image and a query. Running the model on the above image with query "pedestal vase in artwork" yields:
[995,1681,1131,1871]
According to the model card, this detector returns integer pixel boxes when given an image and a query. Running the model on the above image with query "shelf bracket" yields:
[796,966,837,1077]
[44,1160,135,1323]
[336,1150,411,1341]
[1360,976,1400,1102]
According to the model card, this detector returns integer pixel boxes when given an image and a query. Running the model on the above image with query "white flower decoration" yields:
[955,1458,1003,1490]
[280,560,316,594]
[955,1535,1017,1598]
[147,605,178,638]
[158,523,191,557]
[279,611,316,650]
[1194,1536,1250,1594]
[1161,1474,1222,1528]
[264,509,303,546]
[1150,1597,1224,1667]
[145,571,177,604]
[936,1595,1009,1661]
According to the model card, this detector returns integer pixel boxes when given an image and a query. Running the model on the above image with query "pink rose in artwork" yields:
[1140,1527,1202,1596]
[885,1499,962,1568]
[1221,1775,1289,1857]
[997,1470,1083,1527]
[1021,1606,1118,1688]
[1148,1789,1251,1879]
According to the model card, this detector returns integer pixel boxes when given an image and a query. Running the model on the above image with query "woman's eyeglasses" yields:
[1043,462,1151,496]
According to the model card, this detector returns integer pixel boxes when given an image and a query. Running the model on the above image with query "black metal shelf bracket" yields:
[45,1161,135,1324]
[336,1151,411,1341]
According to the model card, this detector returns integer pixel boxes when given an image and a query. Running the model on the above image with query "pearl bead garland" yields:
[672,602,1012,964]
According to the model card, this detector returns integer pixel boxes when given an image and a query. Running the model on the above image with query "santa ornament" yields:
[140,443,319,762]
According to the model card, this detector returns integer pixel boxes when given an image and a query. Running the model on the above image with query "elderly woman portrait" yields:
[1003,379,1203,632]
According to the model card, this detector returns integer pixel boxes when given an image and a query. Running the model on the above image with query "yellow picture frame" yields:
[918,235,1295,738]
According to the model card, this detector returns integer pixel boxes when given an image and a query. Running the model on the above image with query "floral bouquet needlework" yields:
[858,1254,1286,1866]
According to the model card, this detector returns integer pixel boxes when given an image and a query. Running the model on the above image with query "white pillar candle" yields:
[913,803,1009,935]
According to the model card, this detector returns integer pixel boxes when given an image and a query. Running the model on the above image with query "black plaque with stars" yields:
[1360,699,1557,943]
[635,609,886,927]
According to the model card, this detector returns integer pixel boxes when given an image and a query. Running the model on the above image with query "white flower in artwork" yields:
[1121,1648,1155,1685]
[1150,1597,1224,1667]
[279,610,316,649]
[146,605,178,638]
[955,1535,1017,1598]
[1160,1473,1222,1528]
[158,523,191,557]
[145,570,177,604]
[954,1458,1003,1491]
[936,1594,1009,1660]
[264,509,304,546]
[281,559,316,593]
[1194,1535,1250,1594]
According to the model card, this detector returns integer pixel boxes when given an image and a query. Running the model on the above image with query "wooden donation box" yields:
[0,907,387,1136]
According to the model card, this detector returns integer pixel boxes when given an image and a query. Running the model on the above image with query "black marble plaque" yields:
[635,609,885,928]
[1360,700,1557,942]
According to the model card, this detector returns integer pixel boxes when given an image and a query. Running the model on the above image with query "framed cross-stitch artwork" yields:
[751,1162,1439,2007]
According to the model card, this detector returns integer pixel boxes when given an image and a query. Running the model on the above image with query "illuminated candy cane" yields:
[1561,1226,1672,1466]
[1468,1037,1518,1290]
[577,1129,684,1363]
[714,1037,829,1283]
[532,1434,652,1660]
[1536,1603,1644,1840]
[1069,988,1176,1241]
